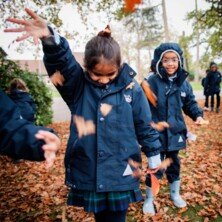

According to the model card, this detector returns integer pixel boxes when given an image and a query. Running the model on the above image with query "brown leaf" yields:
[73,115,96,138]
[50,70,65,86]
[100,103,112,116]
[141,80,157,107]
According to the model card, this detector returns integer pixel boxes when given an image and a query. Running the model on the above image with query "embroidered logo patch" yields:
[124,94,132,103]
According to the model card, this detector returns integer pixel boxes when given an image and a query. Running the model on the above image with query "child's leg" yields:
[210,94,214,110]
[216,92,220,111]
[165,151,186,208]
[204,95,209,108]
[165,151,180,183]
[94,209,127,222]
[143,152,165,215]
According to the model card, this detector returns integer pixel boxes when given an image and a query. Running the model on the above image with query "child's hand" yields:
[4,8,50,44]
[195,116,209,125]
[35,130,61,168]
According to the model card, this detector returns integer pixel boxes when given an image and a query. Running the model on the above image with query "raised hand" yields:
[4,8,50,44]
[35,130,61,168]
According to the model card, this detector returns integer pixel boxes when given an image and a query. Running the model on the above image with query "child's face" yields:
[210,65,217,72]
[88,62,119,85]
[161,51,179,76]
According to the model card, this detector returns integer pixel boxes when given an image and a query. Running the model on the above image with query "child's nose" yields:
[99,77,110,84]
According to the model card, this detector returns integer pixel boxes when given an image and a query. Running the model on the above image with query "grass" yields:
[190,81,203,91]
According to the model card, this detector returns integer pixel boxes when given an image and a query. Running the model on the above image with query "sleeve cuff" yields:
[148,154,161,169]
[41,26,60,45]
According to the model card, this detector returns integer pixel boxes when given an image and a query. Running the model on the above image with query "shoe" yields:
[210,107,214,112]
[143,187,156,215]
[203,107,210,111]
[216,108,220,113]
[170,180,187,208]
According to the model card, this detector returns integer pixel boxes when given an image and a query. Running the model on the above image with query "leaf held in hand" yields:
[150,173,160,196]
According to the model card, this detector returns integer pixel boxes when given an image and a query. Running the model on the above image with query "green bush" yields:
[0,57,53,126]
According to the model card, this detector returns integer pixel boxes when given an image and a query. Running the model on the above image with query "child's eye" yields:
[162,58,179,64]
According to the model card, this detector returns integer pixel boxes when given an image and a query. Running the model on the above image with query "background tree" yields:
[0,49,53,126]
[187,0,222,67]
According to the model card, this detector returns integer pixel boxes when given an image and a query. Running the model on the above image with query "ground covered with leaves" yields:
[0,101,221,222]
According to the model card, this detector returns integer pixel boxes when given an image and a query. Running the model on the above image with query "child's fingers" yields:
[6,18,28,25]
[16,33,31,42]
[25,8,39,20]
[36,130,60,143]
[4,27,26,33]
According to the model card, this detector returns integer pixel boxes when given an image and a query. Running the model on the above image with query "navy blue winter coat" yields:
[0,88,53,160]
[146,43,203,152]
[42,37,161,192]
[9,89,36,122]
[204,71,221,95]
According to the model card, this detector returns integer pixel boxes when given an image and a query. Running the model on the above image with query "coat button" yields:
[98,184,104,190]
[99,117,105,122]
[98,151,104,157]
[129,71,134,76]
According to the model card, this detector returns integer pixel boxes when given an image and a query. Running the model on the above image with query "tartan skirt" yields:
[67,188,143,213]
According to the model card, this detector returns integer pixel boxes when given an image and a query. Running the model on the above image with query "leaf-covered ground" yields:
[0,100,221,222]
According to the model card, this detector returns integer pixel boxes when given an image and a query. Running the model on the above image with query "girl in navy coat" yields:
[204,62,221,112]
[8,78,36,122]
[5,8,162,222]
[142,43,205,215]
[0,88,60,167]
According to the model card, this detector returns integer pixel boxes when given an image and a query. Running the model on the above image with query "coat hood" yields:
[153,43,184,80]
[9,89,32,103]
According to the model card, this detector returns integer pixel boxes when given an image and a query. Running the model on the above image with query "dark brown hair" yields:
[9,78,29,92]
[84,25,121,70]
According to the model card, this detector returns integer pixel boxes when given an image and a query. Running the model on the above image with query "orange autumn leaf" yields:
[100,103,112,116]
[141,80,157,107]
[73,115,96,138]
[124,0,142,13]
[151,121,170,132]
[50,70,65,86]
[150,173,160,196]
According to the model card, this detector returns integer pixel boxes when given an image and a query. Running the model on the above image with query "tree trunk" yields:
[162,0,170,42]
[194,0,200,82]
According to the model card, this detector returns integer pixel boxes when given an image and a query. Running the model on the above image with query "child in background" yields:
[202,69,211,111]
[142,43,204,215]
[204,62,221,113]
[5,8,162,222]
[8,78,36,122]
[0,88,60,167]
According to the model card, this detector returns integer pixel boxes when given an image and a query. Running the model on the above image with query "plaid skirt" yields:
[67,188,143,213]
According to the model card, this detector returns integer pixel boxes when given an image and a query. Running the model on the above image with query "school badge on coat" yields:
[124,94,132,103]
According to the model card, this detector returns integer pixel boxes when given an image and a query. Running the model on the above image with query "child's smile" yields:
[161,51,179,76]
